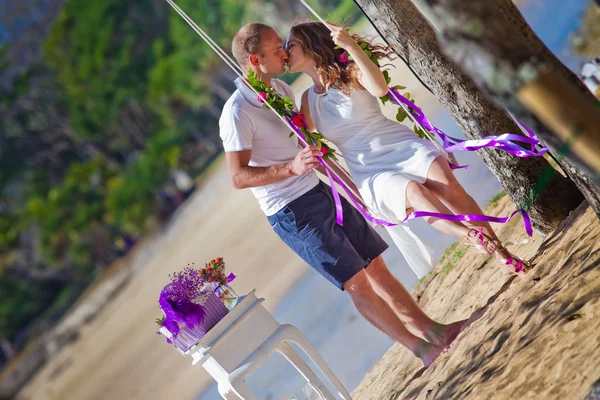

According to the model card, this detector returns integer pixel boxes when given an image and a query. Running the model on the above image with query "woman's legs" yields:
[404,180,472,238]
[419,156,528,275]
[423,156,498,239]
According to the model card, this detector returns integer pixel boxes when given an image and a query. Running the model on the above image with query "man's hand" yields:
[289,146,322,176]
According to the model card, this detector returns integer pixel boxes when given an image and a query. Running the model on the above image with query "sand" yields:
[351,199,600,400]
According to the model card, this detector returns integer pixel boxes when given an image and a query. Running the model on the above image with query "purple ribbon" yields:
[283,117,533,236]
[286,115,345,225]
[158,284,207,343]
[403,209,533,236]
[387,88,548,161]
[226,273,236,283]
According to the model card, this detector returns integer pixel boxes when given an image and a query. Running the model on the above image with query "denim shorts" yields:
[267,181,389,290]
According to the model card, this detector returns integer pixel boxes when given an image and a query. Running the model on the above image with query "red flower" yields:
[257,92,268,103]
[339,51,350,63]
[291,113,307,128]
[321,147,329,156]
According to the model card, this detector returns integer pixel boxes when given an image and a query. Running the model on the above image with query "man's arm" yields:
[226,146,323,189]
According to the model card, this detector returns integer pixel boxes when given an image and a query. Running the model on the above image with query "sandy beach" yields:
[352,200,600,400]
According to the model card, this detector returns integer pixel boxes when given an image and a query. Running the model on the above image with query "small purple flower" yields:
[339,51,350,63]
[167,266,206,302]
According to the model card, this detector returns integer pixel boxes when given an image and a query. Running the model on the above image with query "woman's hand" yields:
[325,22,359,52]
[325,21,388,97]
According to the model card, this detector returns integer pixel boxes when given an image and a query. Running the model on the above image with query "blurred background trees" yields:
[0,0,361,361]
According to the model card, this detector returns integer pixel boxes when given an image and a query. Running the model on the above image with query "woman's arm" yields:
[300,89,316,131]
[327,23,388,97]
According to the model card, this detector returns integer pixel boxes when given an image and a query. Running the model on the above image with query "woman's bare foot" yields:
[464,229,530,277]
[425,319,468,348]
[493,242,530,277]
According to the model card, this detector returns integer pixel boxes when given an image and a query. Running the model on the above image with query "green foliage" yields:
[25,156,117,264]
[487,191,507,210]
[326,0,362,25]
[43,1,151,140]
[0,213,22,253]
[148,0,248,109]
[438,242,467,281]
[105,128,185,232]
[32,0,248,243]
[0,274,62,340]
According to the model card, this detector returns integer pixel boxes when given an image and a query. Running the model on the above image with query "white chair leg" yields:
[276,342,336,400]
[217,380,242,400]
[229,378,257,400]
[279,325,352,400]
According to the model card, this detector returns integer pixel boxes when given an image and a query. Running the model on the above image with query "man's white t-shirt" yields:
[219,77,319,216]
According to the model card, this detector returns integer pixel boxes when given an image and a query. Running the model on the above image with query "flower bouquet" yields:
[200,257,239,310]
[155,264,229,352]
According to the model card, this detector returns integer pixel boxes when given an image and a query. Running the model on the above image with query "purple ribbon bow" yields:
[387,88,548,164]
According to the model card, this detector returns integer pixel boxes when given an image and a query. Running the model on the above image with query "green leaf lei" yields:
[246,69,338,160]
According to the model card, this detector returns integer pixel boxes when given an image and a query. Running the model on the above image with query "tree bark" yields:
[353,0,585,233]
[416,0,600,215]
[490,0,600,216]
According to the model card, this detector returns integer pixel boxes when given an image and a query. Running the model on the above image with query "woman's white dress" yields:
[308,86,441,278]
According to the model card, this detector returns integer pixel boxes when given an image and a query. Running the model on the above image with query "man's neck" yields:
[261,75,273,87]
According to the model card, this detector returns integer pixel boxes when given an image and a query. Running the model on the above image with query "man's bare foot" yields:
[414,342,446,367]
[425,319,468,348]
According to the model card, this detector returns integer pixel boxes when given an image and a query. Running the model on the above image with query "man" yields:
[219,23,465,367]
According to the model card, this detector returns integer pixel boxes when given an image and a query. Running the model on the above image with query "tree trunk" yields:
[415,0,600,215]
[491,0,600,216]
[352,0,585,233]
[493,0,596,98]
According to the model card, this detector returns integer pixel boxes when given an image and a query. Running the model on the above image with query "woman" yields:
[285,21,528,276]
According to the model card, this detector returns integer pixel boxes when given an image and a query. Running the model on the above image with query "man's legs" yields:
[343,268,445,367]
[365,256,467,347]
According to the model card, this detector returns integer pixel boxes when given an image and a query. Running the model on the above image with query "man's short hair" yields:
[232,23,273,70]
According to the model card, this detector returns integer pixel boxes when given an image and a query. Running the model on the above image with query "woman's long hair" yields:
[289,21,395,94]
